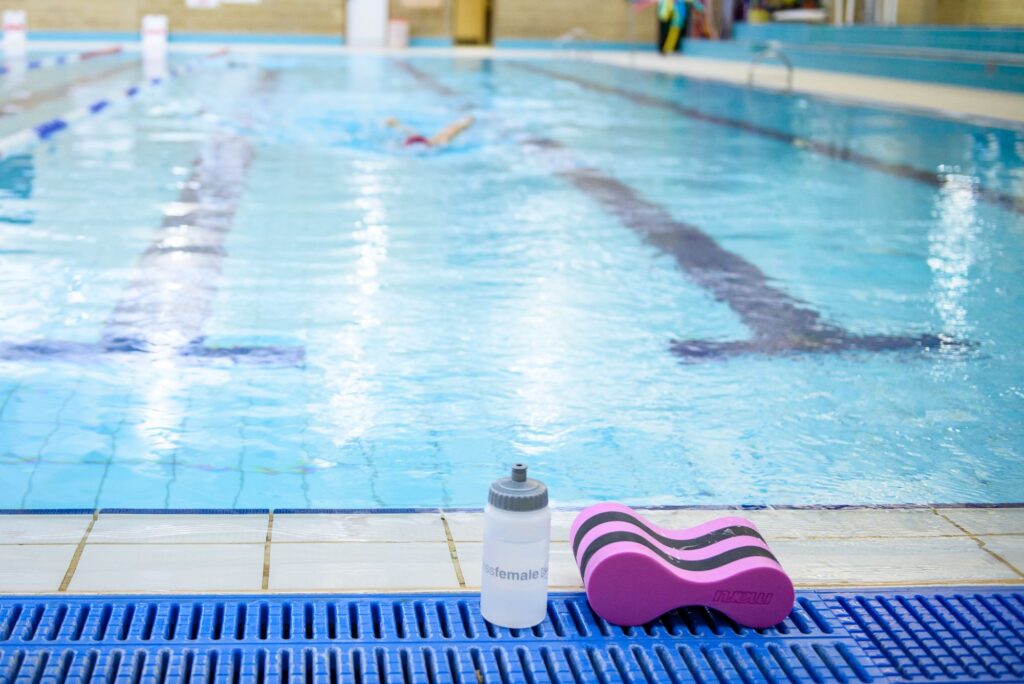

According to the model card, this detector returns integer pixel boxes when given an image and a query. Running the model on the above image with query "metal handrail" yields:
[554,27,589,49]
[748,40,794,92]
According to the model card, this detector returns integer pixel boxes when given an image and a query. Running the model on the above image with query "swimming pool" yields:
[0,53,1021,510]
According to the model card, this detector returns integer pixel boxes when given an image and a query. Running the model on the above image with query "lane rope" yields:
[0,48,228,159]
[0,45,123,76]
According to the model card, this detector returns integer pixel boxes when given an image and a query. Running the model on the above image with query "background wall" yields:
[898,0,1024,26]
[493,0,656,43]
[7,0,656,43]
[3,0,1021,40]
[389,0,448,40]
[3,0,344,35]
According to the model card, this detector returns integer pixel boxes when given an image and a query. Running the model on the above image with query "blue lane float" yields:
[0,45,122,77]
[0,589,1021,683]
[0,63,304,368]
[0,48,228,160]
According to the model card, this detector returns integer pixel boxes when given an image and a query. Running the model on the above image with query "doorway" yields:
[453,0,490,44]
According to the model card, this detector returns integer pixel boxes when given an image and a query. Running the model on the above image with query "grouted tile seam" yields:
[5,503,1023,515]
[9,534,999,546]
[13,540,474,546]
[262,511,274,590]
[3,577,1023,598]
[932,506,1024,579]
[10,509,1021,546]
[439,511,466,588]
[57,510,98,592]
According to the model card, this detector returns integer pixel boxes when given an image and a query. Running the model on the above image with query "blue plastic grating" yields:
[0,589,1020,683]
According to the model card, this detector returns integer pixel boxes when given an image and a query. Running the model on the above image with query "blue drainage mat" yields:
[0,588,1021,683]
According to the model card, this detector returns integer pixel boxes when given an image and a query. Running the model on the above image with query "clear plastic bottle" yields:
[480,463,551,628]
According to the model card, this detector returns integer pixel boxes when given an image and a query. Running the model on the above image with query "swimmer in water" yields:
[385,115,474,148]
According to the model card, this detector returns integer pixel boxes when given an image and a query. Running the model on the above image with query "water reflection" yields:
[928,173,981,339]
[319,161,389,447]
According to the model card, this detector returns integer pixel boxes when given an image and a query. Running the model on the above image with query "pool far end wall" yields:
[898,0,1024,26]
[11,0,660,46]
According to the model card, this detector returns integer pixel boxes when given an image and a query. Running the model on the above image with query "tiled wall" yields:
[3,0,656,43]
[957,0,1024,27]
[6,0,1020,42]
[900,0,1024,26]
[389,0,449,39]
[142,0,343,35]
[2,0,344,35]
[494,0,656,43]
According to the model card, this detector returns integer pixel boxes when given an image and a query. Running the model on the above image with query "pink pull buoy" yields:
[571,503,794,629]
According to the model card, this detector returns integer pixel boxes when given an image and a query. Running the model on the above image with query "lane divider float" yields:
[0,45,123,76]
[0,48,228,159]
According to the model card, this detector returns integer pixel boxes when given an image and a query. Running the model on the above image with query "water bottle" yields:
[480,463,551,628]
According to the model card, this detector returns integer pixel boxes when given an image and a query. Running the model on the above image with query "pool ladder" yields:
[748,40,794,93]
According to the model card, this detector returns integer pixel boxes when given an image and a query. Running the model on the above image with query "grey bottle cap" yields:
[488,463,548,512]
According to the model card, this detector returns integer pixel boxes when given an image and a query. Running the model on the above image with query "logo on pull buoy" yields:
[713,590,775,605]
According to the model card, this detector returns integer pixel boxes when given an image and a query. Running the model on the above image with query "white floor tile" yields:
[939,508,1024,536]
[452,507,964,544]
[442,512,484,541]
[589,52,1024,125]
[0,515,92,544]
[745,508,961,540]
[771,537,1020,586]
[619,509,752,533]
[980,536,1024,573]
[69,543,264,592]
[88,514,268,544]
[0,545,76,592]
[273,514,446,543]
[269,543,459,591]
[445,510,593,543]
[456,541,582,589]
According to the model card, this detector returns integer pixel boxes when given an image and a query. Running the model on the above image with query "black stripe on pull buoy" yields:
[577,530,778,578]
[571,510,764,558]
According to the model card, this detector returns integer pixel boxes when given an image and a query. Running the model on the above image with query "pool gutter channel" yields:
[0,589,1021,683]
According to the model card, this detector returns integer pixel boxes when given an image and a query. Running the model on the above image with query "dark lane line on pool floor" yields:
[101,133,257,355]
[395,60,962,360]
[0,69,304,366]
[511,63,1024,218]
[530,139,959,359]
[394,60,461,99]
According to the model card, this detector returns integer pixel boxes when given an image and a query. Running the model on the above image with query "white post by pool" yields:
[346,0,389,47]
[142,14,169,57]
[2,10,27,58]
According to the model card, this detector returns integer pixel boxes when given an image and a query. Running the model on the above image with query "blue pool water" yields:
[0,53,1022,510]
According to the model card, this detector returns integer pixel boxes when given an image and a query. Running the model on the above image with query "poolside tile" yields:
[88,514,269,544]
[0,515,92,544]
[447,507,961,546]
[456,542,583,589]
[69,543,265,592]
[269,543,459,591]
[980,536,1024,574]
[771,537,1019,586]
[272,513,447,543]
[0,545,77,592]
[442,512,484,541]
[444,510,588,543]
[938,508,1024,536]
[744,508,961,540]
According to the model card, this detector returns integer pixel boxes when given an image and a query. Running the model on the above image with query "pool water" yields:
[0,53,1021,509]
